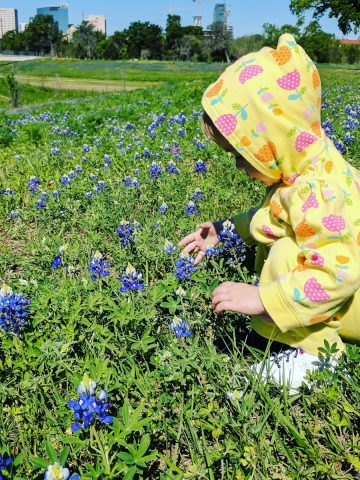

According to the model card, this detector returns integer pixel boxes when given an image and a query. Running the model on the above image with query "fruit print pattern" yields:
[201,33,360,341]
[302,191,319,212]
[239,65,264,84]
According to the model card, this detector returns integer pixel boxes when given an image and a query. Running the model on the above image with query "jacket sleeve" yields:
[258,179,360,332]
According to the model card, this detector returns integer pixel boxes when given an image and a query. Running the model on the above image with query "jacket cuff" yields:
[259,281,303,333]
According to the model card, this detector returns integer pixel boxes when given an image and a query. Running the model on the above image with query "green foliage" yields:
[4,71,21,108]
[290,0,360,35]
[0,69,359,479]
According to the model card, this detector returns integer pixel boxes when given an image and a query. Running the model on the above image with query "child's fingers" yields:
[194,251,205,265]
[180,241,197,256]
[178,232,196,247]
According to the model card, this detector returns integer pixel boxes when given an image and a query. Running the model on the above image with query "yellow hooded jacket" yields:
[202,34,360,350]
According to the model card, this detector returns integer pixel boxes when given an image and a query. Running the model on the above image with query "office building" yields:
[86,15,106,35]
[213,3,232,35]
[36,5,69,33]
[0,8,18,38]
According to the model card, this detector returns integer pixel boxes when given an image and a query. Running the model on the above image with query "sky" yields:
[0,0,355,39]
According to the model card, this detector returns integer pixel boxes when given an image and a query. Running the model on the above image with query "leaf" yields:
[293,288,302,301]
[240,109,247,121]
[137,434,150,459]
[45,442,57,464]
[287,93,300,100]
[30,457,50,469]
[59,446,70,467]
[232,103,241,110]
[210,98,220,106]
[287,127,296,137]
[13,452,25,467]
[119,452,135,465]
[123,466,137,480]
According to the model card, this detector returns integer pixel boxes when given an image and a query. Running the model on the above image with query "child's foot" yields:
[250,348,339,394]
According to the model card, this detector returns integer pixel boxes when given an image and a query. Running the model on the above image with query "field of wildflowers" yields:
[0,69,359,479]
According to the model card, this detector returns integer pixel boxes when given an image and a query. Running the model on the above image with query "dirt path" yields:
[9,75,160,92]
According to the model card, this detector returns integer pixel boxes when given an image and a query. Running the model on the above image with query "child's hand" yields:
[178,222,219,265]
[212,282,271,318]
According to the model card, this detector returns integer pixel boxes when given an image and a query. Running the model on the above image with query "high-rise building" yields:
[19,22,29,33]
[36,5,69,33]
[0,8,18,38]
[86,15,106,35]
[213,3,232,35]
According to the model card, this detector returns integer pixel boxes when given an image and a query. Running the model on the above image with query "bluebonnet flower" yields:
[131,177,140,188]
[88,251,110,281]
[104,154,112,165]
[123,176,132,187]
[205,244,217,257]
[85,190,94,199]
[3,188,15,196]
[192,188,205,202]
[89,173,97,181]
[185,201,199,216]
[170,317,192,338]
[158,203,168,214]
[52,190,60,197]
[143,147,151,159]
[40,192,48,200]
[334,139,346,154]
[82,156,88,163]
[83,144,90,152]
[52,245,67,269]
[134,152,141,161]
[7,212,19,219]
[50,148,61,156]
[163,241,178,255]
[0,285,30,334]
[68,373,114,432]
[174,254,196,281]
[153,222,160,229]
[117,220,135,247]
[75,165,82,173]
[171,145,180,155]
[177,127,186,136]
[194,159,207,174]
[167,161,180,175]
[149,161,162,180]
[217,220,246,262]
[60,175,70,187]
[134,168,140,176]
[252,277,259,286]
[68,171,75,179]
[28,176,39,193]
[193,138,207,149]
[344,132,355,145]
[119,263,144,292]
[36,199,46,209]
[44,462,79,480]
[0,453,12,479]
[67,151,74,158]
[96,181,107,193]
[163,143,171,152]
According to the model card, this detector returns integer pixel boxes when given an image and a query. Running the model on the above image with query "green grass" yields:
[0,67,359,479]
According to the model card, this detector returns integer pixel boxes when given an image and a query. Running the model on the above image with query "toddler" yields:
[179,34,360,393]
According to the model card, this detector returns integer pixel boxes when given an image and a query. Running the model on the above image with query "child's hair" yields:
[200,111,237,153]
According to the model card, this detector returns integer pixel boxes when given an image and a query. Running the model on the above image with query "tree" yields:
[290,0,360,35]
[0,30,26,52]
[124,21,163,59]
[23,14,62,54]
[164,14,183,58]
[207,21,233,62]
[231,34,264,58]
[262,16,304,47]
[97,31,128,59]
[71,21,105,59]
[299,20,340,62]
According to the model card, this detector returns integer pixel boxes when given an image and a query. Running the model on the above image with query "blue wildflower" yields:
[40,192,48,200]
[170,317,192,338]
[119,263,144,292]
[75,165,82,173]
[68,373,114,432]
[44,462,79,480]
[36,199,46,209]
[3,188,15,196]
[162,241,178,255]
[60,175,70,187]
[116,220,135,247]
[88,251,110,281]
[185,201,199,216]
[193,138,207,149]
[0,285,30,334]
[52,190,60,197]
[158,203,168,214]
[217,220,246,262]
[149,161,162,180]
[177,127,186,136]
[192,189,205,202]
[83,144,90,152]
[96,181,107,193]
[167,161,180,175]
[0,453,12,479]
[50,148,61,156]
[194,159,207,174]
[205,244,217,257]
[123,176,132,187]
[7,211,19,219]
[52,256,62,269]
[174,254,196,281]
[28,176,39,193]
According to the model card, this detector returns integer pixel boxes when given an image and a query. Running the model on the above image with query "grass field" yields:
[0,59,359,479]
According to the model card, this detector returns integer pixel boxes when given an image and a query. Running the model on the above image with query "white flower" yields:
[77,373,96,395]
[44,462,70,480]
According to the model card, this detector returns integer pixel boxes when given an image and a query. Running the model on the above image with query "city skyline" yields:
[0,0,355,38]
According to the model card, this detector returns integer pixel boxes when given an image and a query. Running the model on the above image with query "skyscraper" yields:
[0,8,18,38]
[213,3,226,24]
[86,15,106,35]
[36,5,69,33]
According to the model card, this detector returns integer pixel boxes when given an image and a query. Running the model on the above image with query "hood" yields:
[202,33,327,185]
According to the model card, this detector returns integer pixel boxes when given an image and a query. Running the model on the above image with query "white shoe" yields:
[251,348,339,394]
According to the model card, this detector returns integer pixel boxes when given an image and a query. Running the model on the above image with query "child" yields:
[178,33,360,393]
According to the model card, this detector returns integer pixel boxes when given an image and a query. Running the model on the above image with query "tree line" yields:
[0,12,359,64]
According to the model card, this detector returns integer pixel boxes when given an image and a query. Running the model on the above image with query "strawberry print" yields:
[304,278,331,302]
[262,225,277,239]
[214,114,237,136]
[302,192,319,212]
[295,132,317,152]
[283,172,301,184]
[322,214,347,242]
[239,64,264,84]
[277,69,306,100]
[310,252,324,267]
